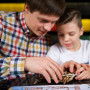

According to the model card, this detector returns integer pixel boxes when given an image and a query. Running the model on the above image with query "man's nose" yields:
[44,23,54,31]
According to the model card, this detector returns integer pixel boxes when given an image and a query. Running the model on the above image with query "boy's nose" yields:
[64,35,69,41]
[44,23,54,31]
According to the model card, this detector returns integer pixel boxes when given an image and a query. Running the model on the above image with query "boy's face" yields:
[24,4,59,36]
[56,21,84,51]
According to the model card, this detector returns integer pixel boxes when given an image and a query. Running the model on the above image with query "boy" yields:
[47,8,90,80]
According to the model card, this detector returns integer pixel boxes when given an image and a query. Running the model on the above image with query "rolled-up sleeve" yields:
[0,57,26,81]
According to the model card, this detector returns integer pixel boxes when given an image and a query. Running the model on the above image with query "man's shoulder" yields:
[0,11,19,17]
[0,11,21,25]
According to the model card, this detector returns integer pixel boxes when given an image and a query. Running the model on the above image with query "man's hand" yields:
[24,57,64,83]
[61,60,81,73]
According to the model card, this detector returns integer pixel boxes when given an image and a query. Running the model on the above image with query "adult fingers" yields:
[49,62,63,81]
[41,69,51,83]
[45,65,59,83]
[39,57,63,83]
[48,57,64,74]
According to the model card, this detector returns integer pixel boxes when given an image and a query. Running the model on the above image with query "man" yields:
[0,0,81,87]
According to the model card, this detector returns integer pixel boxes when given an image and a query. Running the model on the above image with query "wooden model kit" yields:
[33,71,77,85]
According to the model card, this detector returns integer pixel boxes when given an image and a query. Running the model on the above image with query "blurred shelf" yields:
[82,19,90,32]
[66,2,90,18]
[0,0,90,3]
[0,3,90,32]
[65,0,90,2]
[0,0,24,3]
[0,3,24,12]
[0,3,90,18]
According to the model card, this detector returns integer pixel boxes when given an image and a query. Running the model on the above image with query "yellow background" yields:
[0,3,90,32]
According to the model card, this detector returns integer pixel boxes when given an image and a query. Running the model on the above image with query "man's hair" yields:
[56,8,82,29]
[25,0,65,16]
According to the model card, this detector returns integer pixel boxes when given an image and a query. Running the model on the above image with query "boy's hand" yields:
[62,60,81,73]
[76,63,90,75]
[75,67,90,80]
[80,63,90,70]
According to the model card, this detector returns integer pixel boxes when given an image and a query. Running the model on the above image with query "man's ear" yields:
[25,4,30,13]
[80,26,84,36]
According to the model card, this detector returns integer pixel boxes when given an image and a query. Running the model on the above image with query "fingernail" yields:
[56,81,59,84]
[75,73,78,76]
[48,80,51,83]
[75,77,77,80]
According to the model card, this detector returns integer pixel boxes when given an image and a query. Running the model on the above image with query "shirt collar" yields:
[19,11,31,37]
[19,11,46,39]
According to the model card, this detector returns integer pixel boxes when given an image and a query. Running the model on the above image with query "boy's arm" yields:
[0,57,26,81]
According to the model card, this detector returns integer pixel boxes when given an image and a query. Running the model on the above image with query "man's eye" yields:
[58,34,64,36]
[40,20,48,23]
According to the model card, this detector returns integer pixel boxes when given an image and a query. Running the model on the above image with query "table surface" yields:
[29,74,90,85]
[34,79,90,85]
[8,79,90,90]
[0,76,90,90]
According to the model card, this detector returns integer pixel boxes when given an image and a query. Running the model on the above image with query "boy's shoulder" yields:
[80,39,90,43]
[80,39,90,48]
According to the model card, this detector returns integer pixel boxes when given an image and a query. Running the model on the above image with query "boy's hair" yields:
[25,0,65,16]
[56,8,82,29]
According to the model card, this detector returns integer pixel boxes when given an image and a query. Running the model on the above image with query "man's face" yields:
[56,21,83,51]
[24,5,59,36]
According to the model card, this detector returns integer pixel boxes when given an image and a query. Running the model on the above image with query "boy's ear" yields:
[80,26,84,36]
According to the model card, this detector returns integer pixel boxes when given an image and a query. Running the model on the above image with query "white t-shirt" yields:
[47,40,90,65]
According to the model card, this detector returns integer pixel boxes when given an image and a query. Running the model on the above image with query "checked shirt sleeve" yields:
[0,57,26,81]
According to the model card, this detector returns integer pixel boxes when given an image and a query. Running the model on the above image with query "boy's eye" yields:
[69,33,74,36]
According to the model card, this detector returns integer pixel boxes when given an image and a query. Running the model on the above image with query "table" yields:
[9,79,90,90]
[0,75,90,90]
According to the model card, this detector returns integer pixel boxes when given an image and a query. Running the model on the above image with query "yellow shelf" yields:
[0,3,25,12]
[82,19,90,32]
[0,3,90,32]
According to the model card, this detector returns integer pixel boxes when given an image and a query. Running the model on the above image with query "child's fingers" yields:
[80,63,89,70]
[69,63,75,73]
[75,72,86,80]
[76,67,84,75]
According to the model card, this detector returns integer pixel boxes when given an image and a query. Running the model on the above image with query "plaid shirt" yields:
[0,11,51,87]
